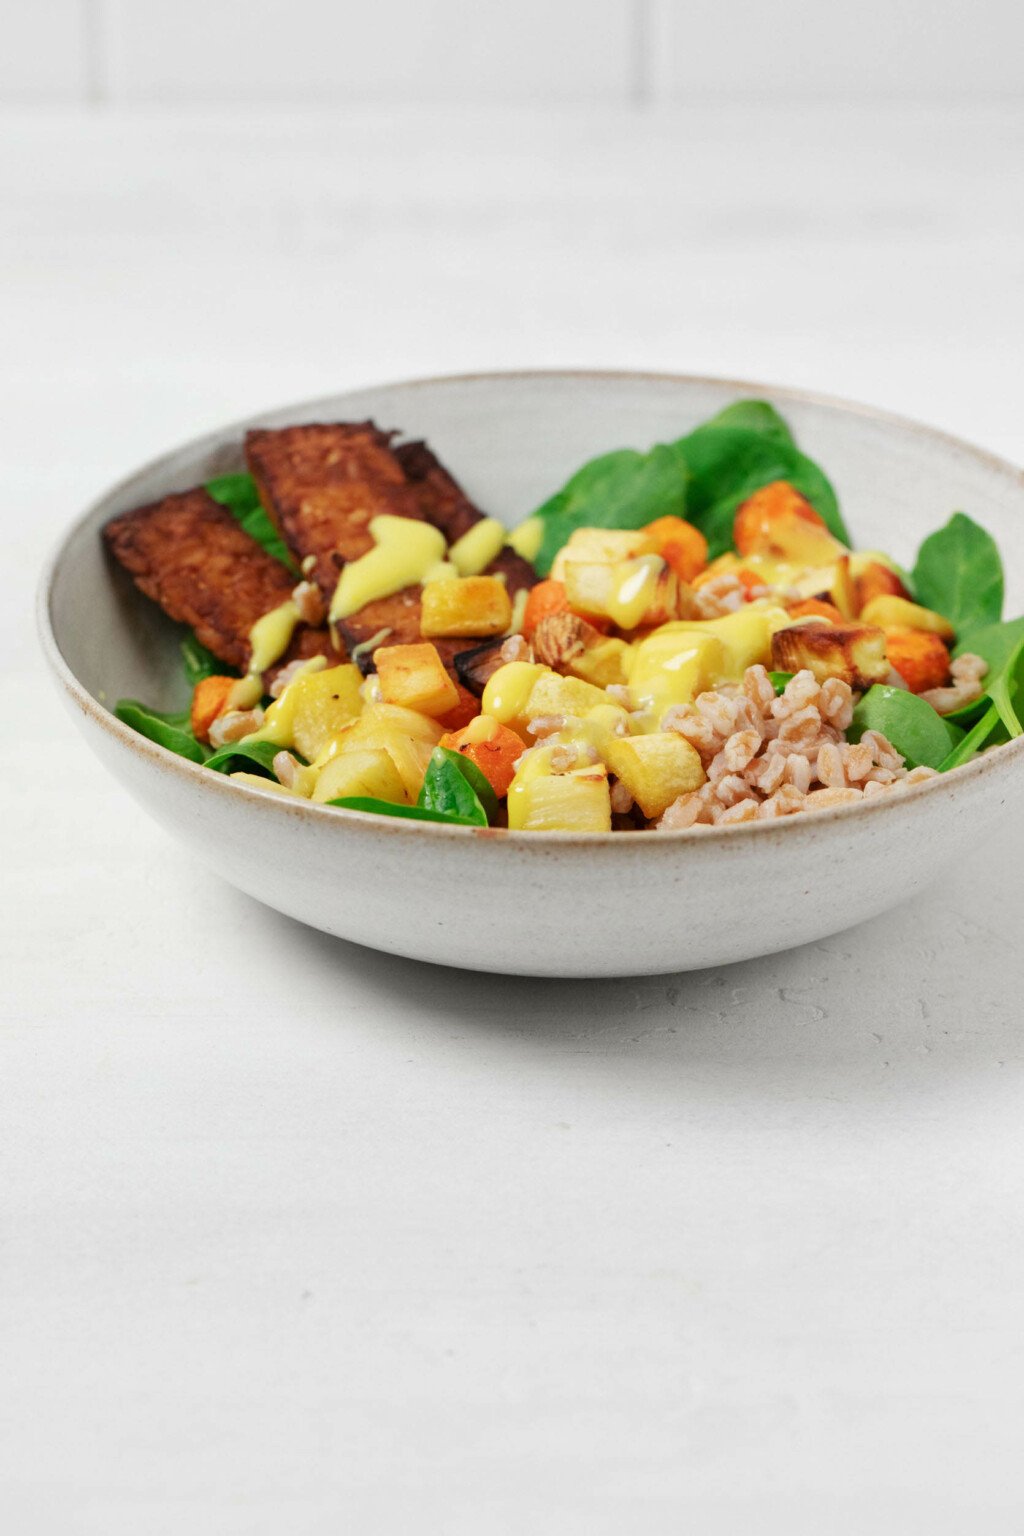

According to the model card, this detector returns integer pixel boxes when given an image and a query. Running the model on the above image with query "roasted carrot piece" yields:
[642,515,708,582]
[855,561,911,614]
[523,579,571,638]
[438,719,525,797]
[191,675,236,743]
[884,628,951,693]
[787,597,846,624]
[434,682,482,732]
[733,480,840,563]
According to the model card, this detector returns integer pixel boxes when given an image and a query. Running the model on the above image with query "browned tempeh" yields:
[396,439,536,597]
[395,439,481,544]
[487,546,538,599]
[245,422,425,601]
[336,588,465,677]
[104,489,300,673]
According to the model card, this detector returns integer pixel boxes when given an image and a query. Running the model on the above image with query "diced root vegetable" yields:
[884,628,951,693]
[859,594,955,640]
[438,718,525,797]
[434,683,482,732]
[854,560,910,612]
[507,769,612,832]
[421,576,513,637]
[374,641,460,717]
[191,675,237,743]
[771,624,889,689]
[641,515,708,582]
[733,480,843,564]
[312,747,409,805]
[523,579,572,637]
[603,732,705,819]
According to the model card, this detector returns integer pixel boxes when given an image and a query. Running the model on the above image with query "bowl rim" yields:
[37,366,1024,850]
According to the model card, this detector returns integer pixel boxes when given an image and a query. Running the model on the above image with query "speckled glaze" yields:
[38,372,1024,976]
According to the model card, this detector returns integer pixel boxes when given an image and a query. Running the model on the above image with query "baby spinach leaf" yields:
[700,399,797,448]
[532,444,689,577]
[529,401,846,574]
[674,425,847,558]
[204,739,289,778]
[768,671,794,694]
[849,686,963,770]
[944,616,1024,728]
[938,702,1007,772]
[912,512,1003,634]
[115,699,207,764]
[206,472,298,573]
[180,633,227,686]
[328,797,484,826]
[417,747,492,826]
[954,614,1024,671]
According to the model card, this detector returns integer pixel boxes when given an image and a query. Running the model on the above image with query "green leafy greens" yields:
[180,634,227,686]
[204,738,289,778]
[206,472,297,573]
[330,745,494,827]
[912,512,1003,634]
[114,700,208,764]
[530,398,847,574]
[849,686,964,771]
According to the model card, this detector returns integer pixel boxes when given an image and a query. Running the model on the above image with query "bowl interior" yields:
[46,371,1024,716]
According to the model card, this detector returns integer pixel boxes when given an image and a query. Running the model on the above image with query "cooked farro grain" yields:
[656,665,938,831]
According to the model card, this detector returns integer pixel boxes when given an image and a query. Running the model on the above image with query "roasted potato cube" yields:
[734,480,844,564]
[525,672,610,724]
[860,594,955,640]
[563,556,679,632]
[312,746,409,805]
[550,528,648,580]
[256,662,364,761]
[507,766,612,833]
[374,641,460,717]
[884,628,951,693]
[420,576,512,638]
[603,732,706,819]
[771,624,889,689]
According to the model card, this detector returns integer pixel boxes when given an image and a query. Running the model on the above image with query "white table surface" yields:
[3,104,1024,1533]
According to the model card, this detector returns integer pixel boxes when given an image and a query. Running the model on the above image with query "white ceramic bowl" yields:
[39,371,1024,976]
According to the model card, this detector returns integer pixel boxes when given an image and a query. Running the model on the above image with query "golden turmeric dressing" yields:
[448,518,508,576]
[329,515,446,622]
[247,598,299,675]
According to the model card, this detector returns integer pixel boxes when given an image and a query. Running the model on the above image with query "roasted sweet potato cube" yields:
[854,560,910,612]
[374,642,460,717]
[734,480,843,564]
[884,628,951,694]
[191,676,236,743]
[641,515,708,582]
[420,577,512,638]
[438,718,525,797]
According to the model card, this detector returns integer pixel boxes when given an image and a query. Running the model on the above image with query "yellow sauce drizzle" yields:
[449,518,508,577]
[507,516,543,562]
[329,516,446,622]
[247,598,299,676]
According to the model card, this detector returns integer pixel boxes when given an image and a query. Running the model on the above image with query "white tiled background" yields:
[6,0,1024,105]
